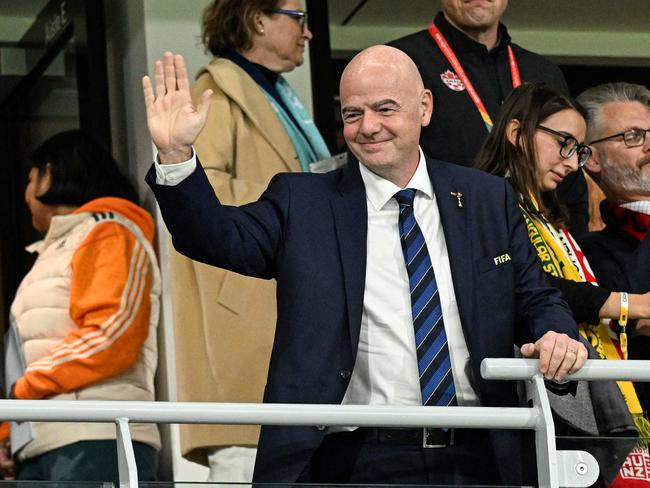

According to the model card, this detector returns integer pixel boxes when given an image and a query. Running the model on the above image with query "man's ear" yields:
[505,119,521,147]
[584,146,602,175]
[420,89,434,127]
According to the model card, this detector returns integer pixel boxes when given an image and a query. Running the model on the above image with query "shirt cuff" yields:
[154,148,196,185]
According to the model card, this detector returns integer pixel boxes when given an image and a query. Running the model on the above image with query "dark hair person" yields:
[1,130,160,483]
[476,82,650,438]
[475,83,587,228]
[30,130,138,207]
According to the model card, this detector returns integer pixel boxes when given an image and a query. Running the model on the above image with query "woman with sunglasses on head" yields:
[475,82,650,446]
[163,0,330,483]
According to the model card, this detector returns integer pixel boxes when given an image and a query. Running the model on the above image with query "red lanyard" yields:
[428,23,521,132]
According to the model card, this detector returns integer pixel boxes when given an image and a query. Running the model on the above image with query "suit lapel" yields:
[330,158,367,359]
[427,158,475,336]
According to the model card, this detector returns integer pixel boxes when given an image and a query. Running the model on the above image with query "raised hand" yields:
[142,52,213,163]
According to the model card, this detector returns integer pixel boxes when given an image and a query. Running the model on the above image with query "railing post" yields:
[115,417,138,488]
[529,374,560,488]
[527,374,599,488]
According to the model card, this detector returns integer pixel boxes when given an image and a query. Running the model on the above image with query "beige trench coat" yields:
[171,58,301,466]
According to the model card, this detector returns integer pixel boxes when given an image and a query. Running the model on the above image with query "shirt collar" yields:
[433,11,510,55]
[359,147,434,211]
[620,200,650,215]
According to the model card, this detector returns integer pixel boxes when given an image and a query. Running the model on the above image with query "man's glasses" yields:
[270,8,308,32]
[589,128,650,148]
[537,125,592,168]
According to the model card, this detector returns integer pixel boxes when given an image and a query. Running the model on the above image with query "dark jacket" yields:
[147,156,578,484]
[388,12,588,236]
[547,275,610,324]
[578,201,650,410]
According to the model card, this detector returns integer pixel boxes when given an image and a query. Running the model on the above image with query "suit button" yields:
[339,369,351,379]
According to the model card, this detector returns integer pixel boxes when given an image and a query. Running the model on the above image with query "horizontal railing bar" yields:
[481,358,650,381]
[0,400,537,429]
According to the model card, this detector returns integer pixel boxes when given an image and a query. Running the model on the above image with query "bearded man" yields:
[578,82,650,411]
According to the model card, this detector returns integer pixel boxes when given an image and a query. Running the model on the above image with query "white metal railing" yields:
[481,358,650,382]
[2,359,648,488]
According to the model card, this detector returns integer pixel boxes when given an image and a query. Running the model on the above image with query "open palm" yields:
[142,52,212,162]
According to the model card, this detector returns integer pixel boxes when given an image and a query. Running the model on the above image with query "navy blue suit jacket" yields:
[147,155,577,483]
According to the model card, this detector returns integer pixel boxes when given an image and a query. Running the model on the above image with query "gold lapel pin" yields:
[450,191,463,208]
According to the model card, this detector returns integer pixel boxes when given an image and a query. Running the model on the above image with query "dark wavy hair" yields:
[202,0,280,56]
[474,82,585,228]
[31,130,138,206]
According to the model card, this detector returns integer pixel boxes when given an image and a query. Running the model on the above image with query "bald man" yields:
[144,46,584,485]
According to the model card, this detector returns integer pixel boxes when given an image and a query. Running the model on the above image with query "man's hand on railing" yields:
[0,438,15,480]
[520,331,587,381]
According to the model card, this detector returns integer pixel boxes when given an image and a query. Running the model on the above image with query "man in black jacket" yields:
[144,47,586,485]
[577,82,650,410]
[388,0,588,235]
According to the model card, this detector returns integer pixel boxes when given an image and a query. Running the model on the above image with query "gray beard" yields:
[600,156,650,195]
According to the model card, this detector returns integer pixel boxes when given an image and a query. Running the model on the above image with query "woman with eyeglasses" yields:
[167,0,330,483]
[475,82,650,447]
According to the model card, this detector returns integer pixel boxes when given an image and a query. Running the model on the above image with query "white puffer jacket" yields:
[8,197,161,461]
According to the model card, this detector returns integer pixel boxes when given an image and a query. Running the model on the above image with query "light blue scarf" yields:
[262,77,331,172]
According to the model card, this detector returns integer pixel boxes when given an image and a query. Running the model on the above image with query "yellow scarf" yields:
[520,206,643,416]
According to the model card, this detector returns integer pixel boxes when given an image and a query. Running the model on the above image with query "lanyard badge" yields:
[428,23,521,132]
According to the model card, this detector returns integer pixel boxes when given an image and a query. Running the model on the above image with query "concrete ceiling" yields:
[328,0,650,33]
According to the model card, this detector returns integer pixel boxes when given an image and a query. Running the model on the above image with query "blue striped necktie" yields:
[394,189,457,407]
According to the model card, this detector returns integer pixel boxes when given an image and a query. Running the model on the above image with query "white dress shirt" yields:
[154,151,196,185]
[154,149,479,408]
[341,149,479,410]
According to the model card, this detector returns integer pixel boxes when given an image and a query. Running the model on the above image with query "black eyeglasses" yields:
[537,125,592,168]
[589,128,650,148]
[269,8,308,32]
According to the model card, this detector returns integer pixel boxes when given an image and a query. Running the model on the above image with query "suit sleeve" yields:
[147,161,287,280]
[504,182,579,341]
[13,223,153,400]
